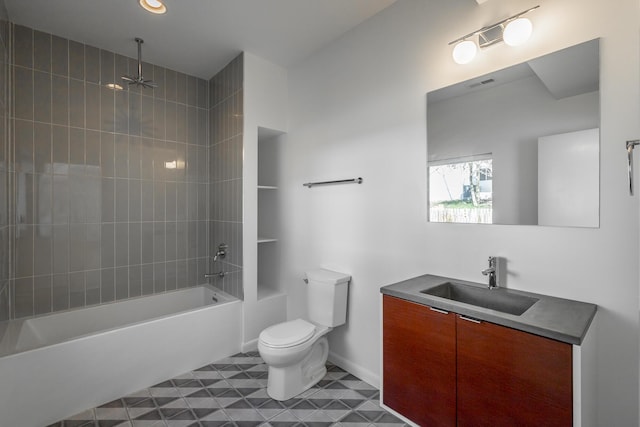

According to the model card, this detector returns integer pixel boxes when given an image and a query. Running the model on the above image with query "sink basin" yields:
[420,282,539,316]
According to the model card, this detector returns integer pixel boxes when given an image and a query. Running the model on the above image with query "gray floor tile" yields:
[55,353,400,427]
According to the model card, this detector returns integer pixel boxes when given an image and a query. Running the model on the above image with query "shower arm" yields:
[137,38,143,79]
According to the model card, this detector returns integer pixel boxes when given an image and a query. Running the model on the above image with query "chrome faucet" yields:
[481,256,499,289]
[213,243,228,262]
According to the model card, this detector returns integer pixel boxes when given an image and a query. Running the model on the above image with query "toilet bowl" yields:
[258,268,351,400]
[258,319,330,400]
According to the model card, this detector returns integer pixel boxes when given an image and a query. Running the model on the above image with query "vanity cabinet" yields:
[382,295,573,427]
[456,313,572,426]
[383,294,456,426]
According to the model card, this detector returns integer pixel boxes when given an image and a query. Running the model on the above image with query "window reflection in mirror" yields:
[429,156,493,224]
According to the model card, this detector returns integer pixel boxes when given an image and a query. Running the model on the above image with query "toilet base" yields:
[265,337,329,401]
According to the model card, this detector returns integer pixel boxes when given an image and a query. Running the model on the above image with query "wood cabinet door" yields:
[456,315,572,427]
[383,295,456,426]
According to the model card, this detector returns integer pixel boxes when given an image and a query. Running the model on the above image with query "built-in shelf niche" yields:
[257,126,284,300]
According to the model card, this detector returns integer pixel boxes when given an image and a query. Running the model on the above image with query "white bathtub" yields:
[0,284,242,427]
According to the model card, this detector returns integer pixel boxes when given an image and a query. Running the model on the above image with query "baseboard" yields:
[380,402,419,427]
[328,351,380,389]
[241,338,258,353]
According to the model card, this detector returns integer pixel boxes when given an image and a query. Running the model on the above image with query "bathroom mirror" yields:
[427,39,600,227]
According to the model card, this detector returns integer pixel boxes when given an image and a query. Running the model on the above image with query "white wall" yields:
[278,0,639,425]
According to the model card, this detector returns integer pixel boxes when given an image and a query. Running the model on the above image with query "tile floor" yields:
[48,352,407,427]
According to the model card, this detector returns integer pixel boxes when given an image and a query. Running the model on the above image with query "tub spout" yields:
[204,271,227,279]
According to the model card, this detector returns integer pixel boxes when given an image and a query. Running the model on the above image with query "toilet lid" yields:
[259,319,316,348]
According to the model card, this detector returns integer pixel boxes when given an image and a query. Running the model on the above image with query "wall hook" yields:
[627,140,640,195]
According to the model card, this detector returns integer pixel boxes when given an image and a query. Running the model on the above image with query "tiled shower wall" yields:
[10,24,211,319]
[209,54,243,299]
[0,2,9,322]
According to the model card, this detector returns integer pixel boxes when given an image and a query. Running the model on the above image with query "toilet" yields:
[258,268,351,401]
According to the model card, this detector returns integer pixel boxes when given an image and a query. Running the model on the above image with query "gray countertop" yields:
[380,274,597,345]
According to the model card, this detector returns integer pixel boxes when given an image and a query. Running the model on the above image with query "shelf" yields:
[258,237,277,243]
[257,286,286,301]
[258,185,278,190]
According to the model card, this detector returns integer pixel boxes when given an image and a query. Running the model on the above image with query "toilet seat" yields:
[259,319,316,348]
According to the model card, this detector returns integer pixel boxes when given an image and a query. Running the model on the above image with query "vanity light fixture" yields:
[139,0,167,14]
[450,5,539,64]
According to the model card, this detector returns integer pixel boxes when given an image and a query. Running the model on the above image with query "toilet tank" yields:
[306,268,351,327]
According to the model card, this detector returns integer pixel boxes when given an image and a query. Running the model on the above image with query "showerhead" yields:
[121,37,158,89]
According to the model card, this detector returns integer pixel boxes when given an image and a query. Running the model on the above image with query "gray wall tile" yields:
[52,125,69,174]
[153,262,165,293]
[51,35,68,76]
[165,260,176,291]
[100,49,114,85]
[14,66,33,120]
[15,119,34,173]
[14,25,33,69]
[141,263,154,295]
[176,72,186,105]
[33,224,52,276]
[129,92,142,136]
[129,222,141,265]
[101,223,115,268]
[53,273,70,312]
[115,266,128,300]
[85,269,100,306]
[52,174,69,224]
[69,79,85,128]
[14,277,34,318]
[33,30,51,72]
[100,86,114,132]
[85,45,100,84]
[68,40,84,80]
[115,222,128,266]
[69,224,85,272]
[85,83,101,130]
[51,75,69,125]
[34,275,52,315]
[141,222,153,265]
[101,267,115,302]
[53,224,69,274]
[153,65,165,99]
[69,271,85,308]
[129,265,141,297]
[33,70,51,122]
[165,69,176,102]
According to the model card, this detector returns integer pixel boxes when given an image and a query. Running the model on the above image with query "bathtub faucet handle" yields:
[213,243,228,262]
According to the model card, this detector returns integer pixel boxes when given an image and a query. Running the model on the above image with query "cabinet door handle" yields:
[458,315,481,324]
[429,307,449,315]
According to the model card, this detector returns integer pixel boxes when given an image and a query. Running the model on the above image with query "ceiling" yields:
[4,0,397,79]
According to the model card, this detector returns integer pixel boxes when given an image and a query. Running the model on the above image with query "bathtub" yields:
[0,284,242,427]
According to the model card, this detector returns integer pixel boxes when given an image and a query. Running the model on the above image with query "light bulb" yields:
[503,18,533,47]
[452,40,478,65]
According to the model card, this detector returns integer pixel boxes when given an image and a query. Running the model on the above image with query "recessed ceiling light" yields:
[106,83,124,91]
[139,0,166,14]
